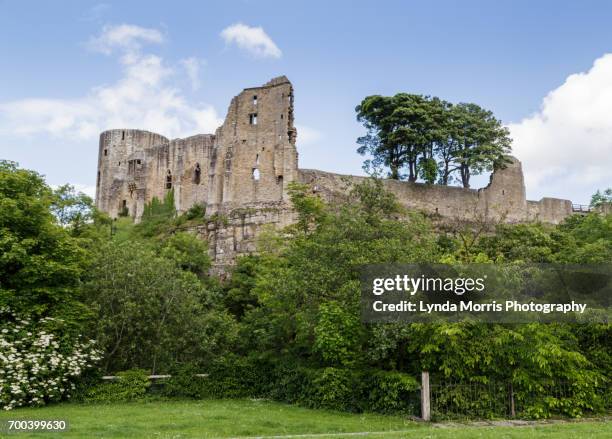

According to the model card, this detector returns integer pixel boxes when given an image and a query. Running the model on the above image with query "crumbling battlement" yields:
[299,158,573,224]
[95,76,575,266]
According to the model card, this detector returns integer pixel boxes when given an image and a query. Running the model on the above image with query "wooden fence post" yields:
[421,371,431,421]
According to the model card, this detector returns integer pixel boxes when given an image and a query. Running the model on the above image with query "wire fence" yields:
[429,378,611,420]
[430,380,510,419]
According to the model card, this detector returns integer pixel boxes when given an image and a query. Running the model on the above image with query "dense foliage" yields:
[0,161,89,327]
[1,160,609,419]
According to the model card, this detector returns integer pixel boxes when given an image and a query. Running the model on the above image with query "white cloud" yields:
[509,54,612,202]
[87,24,165,55]
[220,23,282,59]
[181,57,203,91]
[0,25,222,141]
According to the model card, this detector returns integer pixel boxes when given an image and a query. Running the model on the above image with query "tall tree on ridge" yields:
[450,103,512,188]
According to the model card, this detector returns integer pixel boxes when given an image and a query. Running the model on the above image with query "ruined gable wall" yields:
[207,76,298,212]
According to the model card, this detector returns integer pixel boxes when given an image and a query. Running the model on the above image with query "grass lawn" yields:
[0,399,609,438]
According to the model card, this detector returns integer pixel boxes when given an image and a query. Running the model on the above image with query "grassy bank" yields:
[0,399,609,438]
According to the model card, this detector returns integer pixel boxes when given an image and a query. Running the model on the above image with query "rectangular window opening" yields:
[253,95,257,105]
[249,113,258,125]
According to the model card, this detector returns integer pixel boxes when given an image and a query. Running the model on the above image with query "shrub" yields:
[304,367,362,412]
[163,356,272,399]
[267,362,312,404]
[365,370,420,414]
[184,203,206,221]
[199,355,271,398]
[161,364,208,399]
[0,308,101,410]
[83,369,150,403]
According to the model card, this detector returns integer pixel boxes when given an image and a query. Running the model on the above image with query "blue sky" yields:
[1,0,611,203]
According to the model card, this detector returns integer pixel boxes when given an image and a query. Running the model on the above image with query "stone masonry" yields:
[95,76,576,267]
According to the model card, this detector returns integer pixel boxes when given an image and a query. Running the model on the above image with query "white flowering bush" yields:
[0,307,101,410]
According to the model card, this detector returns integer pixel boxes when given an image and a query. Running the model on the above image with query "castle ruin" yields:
[95,76,576,266]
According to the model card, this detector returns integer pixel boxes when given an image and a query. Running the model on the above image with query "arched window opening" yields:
[252,168,260,181]
[166,170,172,189]
[255,154,260,165]
[194,163,201,184]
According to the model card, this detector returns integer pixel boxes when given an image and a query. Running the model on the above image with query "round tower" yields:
[95,129,169,218]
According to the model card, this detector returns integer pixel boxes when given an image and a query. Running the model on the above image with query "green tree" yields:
[0,161,89,326]
[159,231,211,278]
[356,94,445,182]
[84,240,237,373]
[314,301,362,367]
[590,188,612,208]
[50,184,94,232]
[223,255,261,320]
[242,178,439,362]
[356,94,512,187]
[449,103,512,188]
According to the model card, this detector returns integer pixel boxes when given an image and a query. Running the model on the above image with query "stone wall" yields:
[300,157,572,225]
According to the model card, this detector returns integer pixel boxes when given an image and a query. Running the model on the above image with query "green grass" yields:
[0,399,609,438]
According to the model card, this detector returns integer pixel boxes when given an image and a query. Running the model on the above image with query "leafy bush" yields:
[136,191,176,237]
[183,203,206,221]
[83,369,150,403]
[514,375,608,419]
[84,240,237,374]
[162,356,276,399]
[0,308,101,410]
[365,370,420,414]
[304,367,361,411]
[161,364,208,399]
[198,355,271,398]
[314,302,361,367]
